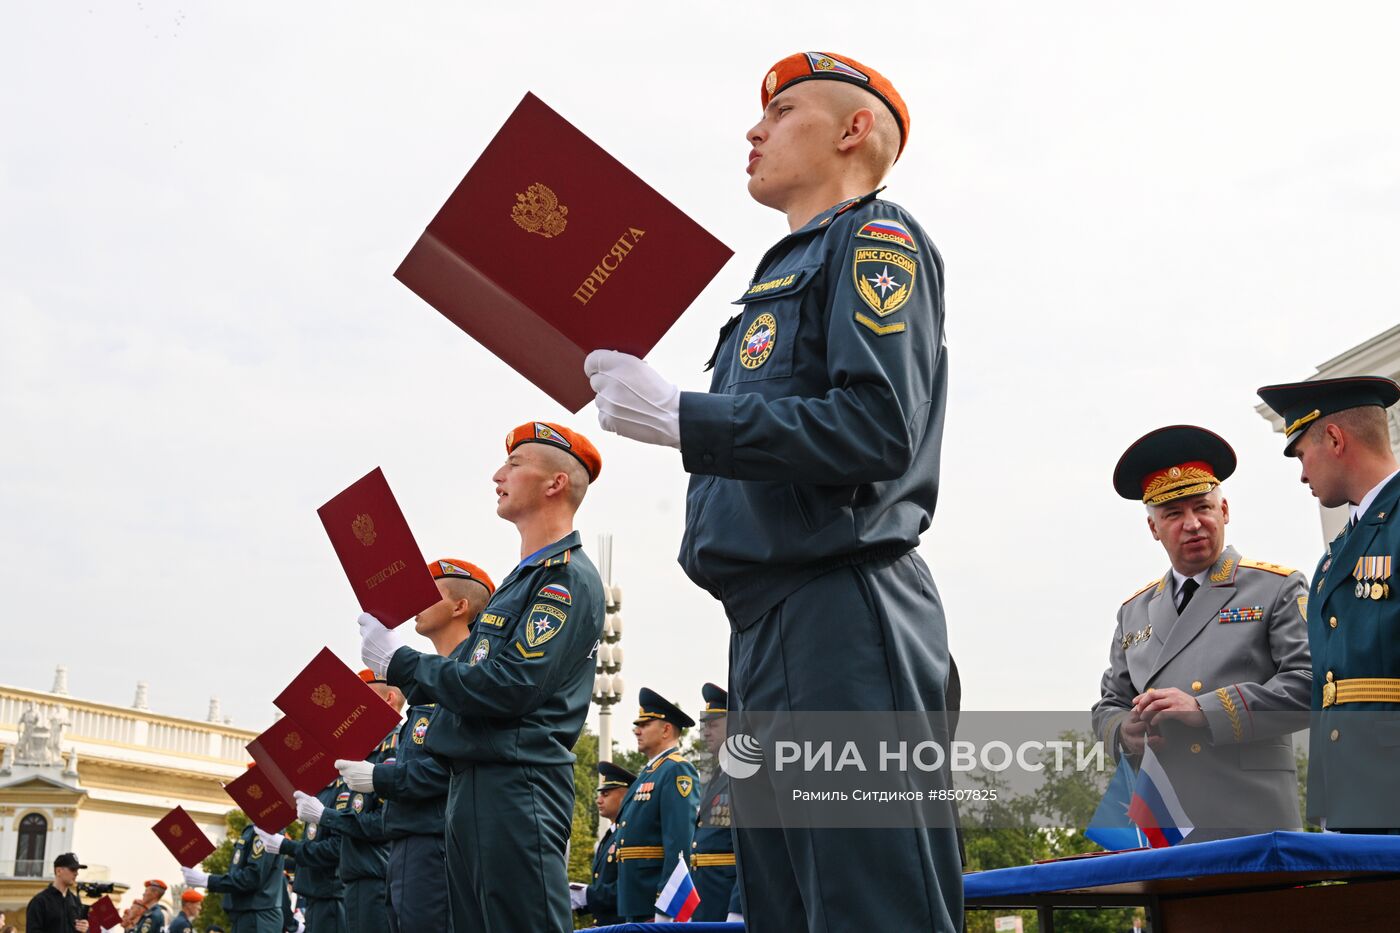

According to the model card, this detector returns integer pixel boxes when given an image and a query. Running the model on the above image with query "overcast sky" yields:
[3,3,1398,740]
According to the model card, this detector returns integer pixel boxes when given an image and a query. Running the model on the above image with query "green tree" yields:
[570,729,600,882]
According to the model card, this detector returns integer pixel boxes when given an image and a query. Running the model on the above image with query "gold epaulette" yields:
[1123,578,1162,605]
[665,752,688,764]
[1239,559,1296,577]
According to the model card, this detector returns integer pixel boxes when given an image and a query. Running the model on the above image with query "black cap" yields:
[54,852,87,871]
[699,683,728,721]
[597,760,638,790]
[1113,425,1236,505]
[1257,376,1400,455]
[634,687,695,729]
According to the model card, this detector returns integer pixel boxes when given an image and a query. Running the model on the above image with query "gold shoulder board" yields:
[1123,579,1160,605]
[666,753,688,764]
[1239,559,1296,577]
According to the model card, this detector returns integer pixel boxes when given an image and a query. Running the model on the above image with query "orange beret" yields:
[181,889,205,904]
[357,668,385,684]
[504,421,602,482]
[427,558,496,595]
[144,879,167,891]
[760,52,910,158]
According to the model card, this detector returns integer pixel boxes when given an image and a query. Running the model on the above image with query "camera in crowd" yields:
[75,881,115,896]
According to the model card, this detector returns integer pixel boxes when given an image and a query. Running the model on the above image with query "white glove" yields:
[254,828,284,853]
[653,913,670,922]
[335,758,377,792]
[727,913,745,922]
[358,612,404,678]
[181,866,209,887]
[294,790,325,824]
[584,350,681,448]
[568,883,588,910]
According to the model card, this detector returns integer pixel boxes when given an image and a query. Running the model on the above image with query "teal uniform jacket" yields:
[677,190,946,629]
[614,746,700,918]
[325,727,397,881]
[281,778,348,899]
[388,531,604,767]
[131,903,167,933]
[320,704,449,841]
[207,822,285,911]
[584,824,622,926]
[1306,471,1400,828]
[169,912,194,933]
[690,767,738,921]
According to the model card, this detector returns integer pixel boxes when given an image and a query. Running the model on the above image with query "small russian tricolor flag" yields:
[654,852,701,922]
[1126,746,1194,848]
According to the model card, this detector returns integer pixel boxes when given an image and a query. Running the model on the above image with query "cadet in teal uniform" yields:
[570,760,636,926]
[168,889,202,933]
[184,817,285,933]
[586,51,962,932]
[129,880,168,933]
[311,670,400,933]
[614,688,700,921]
[359,422,606,933]
[262,778,347,933]
[331,558,494,933]
[692,683,740,922]
[1258,375,1400,830]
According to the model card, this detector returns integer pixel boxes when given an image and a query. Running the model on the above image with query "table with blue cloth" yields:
[964,831,1400,931]
[581,924,743,932]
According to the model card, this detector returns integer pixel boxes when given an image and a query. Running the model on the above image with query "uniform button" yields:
[1191,681,1203,692]
[1326,671,1334,683]
[1330,729,1340,742]
[1330,616,1338,629]
[1190,743,1202,754]
[692,842,698,848]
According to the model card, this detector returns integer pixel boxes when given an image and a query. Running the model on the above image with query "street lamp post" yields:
[593,534,625,806]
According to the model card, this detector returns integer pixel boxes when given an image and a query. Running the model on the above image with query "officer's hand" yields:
[568,882,588,910]
[726,913,745,923]
[72,921,89,932]
[334,759,377,793]
[294,790,325,824]
[254,828,284,853]
[1133,687,1206,729]
[1118,712,1163,757]
[358,613,404,679]
[180,866,209,888]
[585,349,681,449]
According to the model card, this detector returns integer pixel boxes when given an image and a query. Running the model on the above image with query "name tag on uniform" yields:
[1219,606,1263,623]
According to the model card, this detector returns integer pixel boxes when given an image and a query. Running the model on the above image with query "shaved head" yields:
[816,81,901,184]
[535,442,590,506]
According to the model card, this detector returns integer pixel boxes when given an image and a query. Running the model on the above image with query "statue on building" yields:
[16,702,63,766]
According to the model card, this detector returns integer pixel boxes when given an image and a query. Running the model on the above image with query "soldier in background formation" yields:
[123,879,169,932]
[167,889,202,933]
[1093,425,1312,840]
[570,760,636,926]
[260,776,348,933]
[692,682,741,922]
[1258,375,1400,831]
[184,810,285,933]
[614,687,700,922]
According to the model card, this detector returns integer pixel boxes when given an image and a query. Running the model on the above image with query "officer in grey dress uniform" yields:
[1093,425,1312,840]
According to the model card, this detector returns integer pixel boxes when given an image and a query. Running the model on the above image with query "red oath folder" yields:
[274,647,402,762]
[395,92,734,412]
[87,895,122,930]
[151,806,217,867]
[318,467,440,629]
[226,764,295,833]
[247,714,341,802]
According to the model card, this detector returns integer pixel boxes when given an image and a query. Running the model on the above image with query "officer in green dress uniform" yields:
[570,760,636,926]
[691,683,740,921]
[183,816,285,933]
[1258,375,1400,830]
[586,51,962,932]
[358,422,606,933]
[329,558,494,932]
[614,687,700,922]
[261,778,347,933]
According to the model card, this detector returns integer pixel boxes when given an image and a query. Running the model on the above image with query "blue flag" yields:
[1085,756,1146,851]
